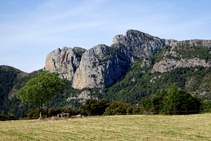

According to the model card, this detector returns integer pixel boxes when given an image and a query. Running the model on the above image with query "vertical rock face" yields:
[72,44,131,89]
[44,47,86,81]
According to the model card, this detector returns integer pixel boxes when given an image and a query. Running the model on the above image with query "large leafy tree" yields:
[17,71,66,118]
[163,84,202,114]
[141,84,202,115]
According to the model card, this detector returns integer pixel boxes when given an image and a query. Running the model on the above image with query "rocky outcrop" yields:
[113,30,166,57]
[151,58,211,73]
[72,44,131,89]
[44,47,86,80]
[141,58,152,68]
[66,90,98,104]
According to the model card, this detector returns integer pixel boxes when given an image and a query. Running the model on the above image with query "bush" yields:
[132,107,145,115]
[0,113,16,121]
[200,102,211,112]
[27,109,47,119]
[104,101,131,115]
[126,106,133,115]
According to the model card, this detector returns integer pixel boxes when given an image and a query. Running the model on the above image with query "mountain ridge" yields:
[44,29,211,89]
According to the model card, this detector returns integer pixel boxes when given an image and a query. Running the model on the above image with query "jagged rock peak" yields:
[44,46,86,81]
[113,30,159,44]
[113,29,166,57]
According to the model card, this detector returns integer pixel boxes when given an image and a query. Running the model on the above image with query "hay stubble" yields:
[0,114,211,141]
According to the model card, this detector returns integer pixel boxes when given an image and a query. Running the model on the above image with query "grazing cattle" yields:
[57,112,70,118]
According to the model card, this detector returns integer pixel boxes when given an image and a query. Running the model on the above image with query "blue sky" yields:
[0,0,211,73]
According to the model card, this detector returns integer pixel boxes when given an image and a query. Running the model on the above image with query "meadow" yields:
[0,113,211,141]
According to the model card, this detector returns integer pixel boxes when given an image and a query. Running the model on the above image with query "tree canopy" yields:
[141,84,202,115]
[17,71,66,118]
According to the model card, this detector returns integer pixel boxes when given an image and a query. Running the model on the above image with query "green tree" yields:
[163,84,202,114]
[141,84,202,115]
[17,71,66,118]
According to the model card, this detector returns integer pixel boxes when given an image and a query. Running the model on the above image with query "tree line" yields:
[20,84,211,119]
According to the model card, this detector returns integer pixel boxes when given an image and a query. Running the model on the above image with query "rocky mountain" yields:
[44,30,211,90]
[1,29,211,118]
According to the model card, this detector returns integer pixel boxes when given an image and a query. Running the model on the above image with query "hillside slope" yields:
[0,66,40,118]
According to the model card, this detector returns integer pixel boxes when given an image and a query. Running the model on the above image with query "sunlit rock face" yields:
[44,47,86,81]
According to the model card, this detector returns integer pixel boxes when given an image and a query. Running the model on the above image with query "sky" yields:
[0,0,211,73]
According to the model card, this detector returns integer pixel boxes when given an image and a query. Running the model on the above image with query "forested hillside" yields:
[0,66,39,118]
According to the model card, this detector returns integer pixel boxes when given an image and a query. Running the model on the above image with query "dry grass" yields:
[0,113,211,141]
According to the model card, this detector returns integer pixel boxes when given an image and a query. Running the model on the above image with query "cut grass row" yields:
[0,113,211,141]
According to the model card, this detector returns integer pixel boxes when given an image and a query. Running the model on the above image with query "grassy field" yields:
[0,113,211,141]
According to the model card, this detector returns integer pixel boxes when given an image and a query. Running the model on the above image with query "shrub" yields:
[132,107,145,115]
[104,101,131,115]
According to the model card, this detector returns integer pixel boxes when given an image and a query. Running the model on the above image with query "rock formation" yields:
[72,44,132,89]
[44,29,211,89]
[44,47,86,81]
[72,30,168,89]
[151,58,211,73]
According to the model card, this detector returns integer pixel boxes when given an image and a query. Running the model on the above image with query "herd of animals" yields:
[38,110,82,121]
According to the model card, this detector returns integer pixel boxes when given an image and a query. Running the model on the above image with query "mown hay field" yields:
[0,113,211,141]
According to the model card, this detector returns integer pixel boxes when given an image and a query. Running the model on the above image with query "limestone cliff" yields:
[44,47,86,81]
[72,44,132,89]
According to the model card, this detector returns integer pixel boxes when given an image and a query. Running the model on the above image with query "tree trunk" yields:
[46,108,48,118]
[39,103,42,119]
